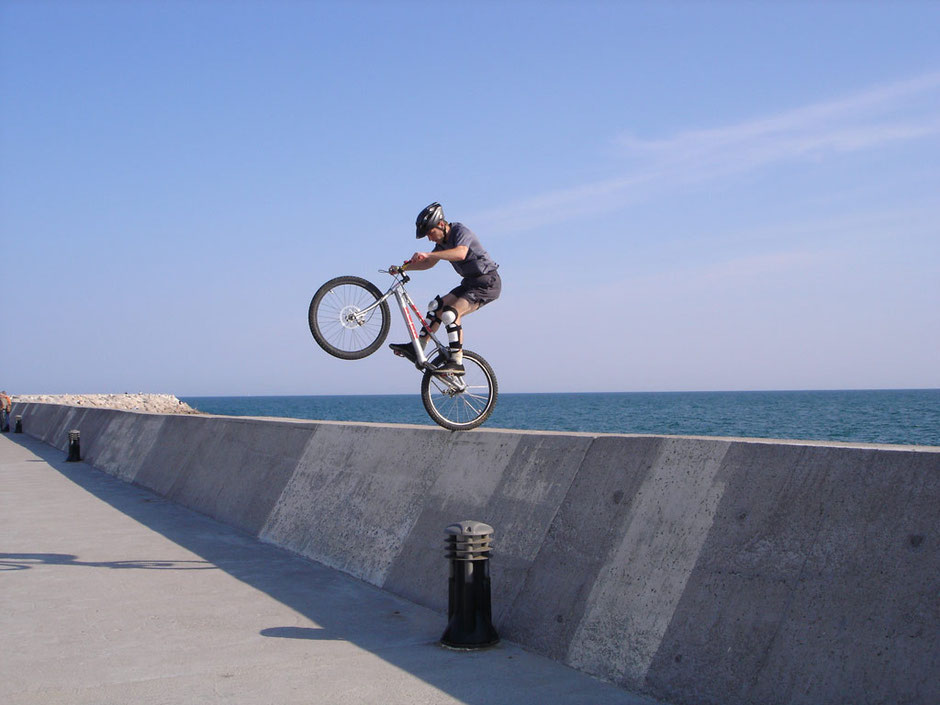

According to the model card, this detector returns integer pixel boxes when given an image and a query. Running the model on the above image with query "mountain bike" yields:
[308,264,498,431]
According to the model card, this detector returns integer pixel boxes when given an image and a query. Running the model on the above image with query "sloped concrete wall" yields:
[11,402,939,705]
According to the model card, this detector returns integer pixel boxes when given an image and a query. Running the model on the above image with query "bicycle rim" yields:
[309,276,390,359]
[421,350,497,431]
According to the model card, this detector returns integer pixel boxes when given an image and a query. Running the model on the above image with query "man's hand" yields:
[410,252,431,264]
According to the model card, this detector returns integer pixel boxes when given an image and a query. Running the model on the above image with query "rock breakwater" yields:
[12,394,202,415]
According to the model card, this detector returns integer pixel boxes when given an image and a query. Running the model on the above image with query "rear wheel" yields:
[421,350,498,431]
[309,276,390,359]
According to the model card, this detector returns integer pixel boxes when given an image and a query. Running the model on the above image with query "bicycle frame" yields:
[356,271,460,380]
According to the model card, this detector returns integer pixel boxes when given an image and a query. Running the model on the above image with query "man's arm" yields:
[409,245,469,269]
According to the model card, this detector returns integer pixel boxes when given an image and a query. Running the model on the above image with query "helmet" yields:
[415,202,444,238]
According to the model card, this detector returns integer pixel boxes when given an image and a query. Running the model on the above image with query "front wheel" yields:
[421,350,498,431]
[309,276,390,359]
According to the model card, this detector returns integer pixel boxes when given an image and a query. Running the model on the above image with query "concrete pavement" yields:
[0,432,660,705]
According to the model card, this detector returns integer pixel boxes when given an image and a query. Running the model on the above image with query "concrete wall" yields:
[11,402,939,705]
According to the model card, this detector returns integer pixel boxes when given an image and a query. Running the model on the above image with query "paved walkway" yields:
[0,433,662,705]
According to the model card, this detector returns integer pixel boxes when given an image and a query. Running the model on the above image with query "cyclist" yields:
[389,202,500,375]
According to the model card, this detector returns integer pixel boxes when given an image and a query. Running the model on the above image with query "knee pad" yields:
[440,306,458,327]
[442,307,462,350]
[424,295,444,330]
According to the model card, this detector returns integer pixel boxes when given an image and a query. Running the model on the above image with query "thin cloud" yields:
[475,71,940,234]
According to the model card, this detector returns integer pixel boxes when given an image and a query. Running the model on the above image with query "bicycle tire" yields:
[421,349,498,431]
[309,276,390,360]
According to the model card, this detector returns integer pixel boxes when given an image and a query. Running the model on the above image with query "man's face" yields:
[426,224,445,244]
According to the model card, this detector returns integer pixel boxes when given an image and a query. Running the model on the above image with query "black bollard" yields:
[14,415,22,433]
[66,430,81,462]
[441,520,499,649]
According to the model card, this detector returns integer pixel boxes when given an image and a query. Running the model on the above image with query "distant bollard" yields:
[14,415,23,433]
[66,430,81,462]
[441,520,499,649]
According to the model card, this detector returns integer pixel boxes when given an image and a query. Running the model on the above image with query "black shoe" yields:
[433,360,465,375]
[389,342,417,363]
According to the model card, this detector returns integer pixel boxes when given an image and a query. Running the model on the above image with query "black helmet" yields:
[415,202,444,238]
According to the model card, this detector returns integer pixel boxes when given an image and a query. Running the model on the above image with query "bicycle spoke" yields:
[316,286,384,353]
[457,395,484,417]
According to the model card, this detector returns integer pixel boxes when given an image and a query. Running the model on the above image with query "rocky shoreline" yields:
[11,394,203,415]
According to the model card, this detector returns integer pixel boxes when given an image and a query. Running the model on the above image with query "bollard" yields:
[14,415,22,433]
[441,520,499,649]
[66,430,81,462]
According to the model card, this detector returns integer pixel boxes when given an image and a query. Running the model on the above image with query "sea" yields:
[180,389,940,447]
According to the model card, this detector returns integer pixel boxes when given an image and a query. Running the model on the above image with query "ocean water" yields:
[181,389,940,446]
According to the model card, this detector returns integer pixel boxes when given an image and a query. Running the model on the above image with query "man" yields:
[389,202,500,375]
[0,391,11,432]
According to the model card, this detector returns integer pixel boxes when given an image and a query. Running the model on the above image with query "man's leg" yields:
[389,294,449,362]
[434,295,480,373]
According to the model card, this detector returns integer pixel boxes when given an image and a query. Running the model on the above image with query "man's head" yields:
[416,202,447,240]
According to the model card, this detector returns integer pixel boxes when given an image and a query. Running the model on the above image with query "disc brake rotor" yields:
[339,305,365,329]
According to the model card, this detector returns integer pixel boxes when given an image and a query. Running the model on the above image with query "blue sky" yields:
[2,1,938,395]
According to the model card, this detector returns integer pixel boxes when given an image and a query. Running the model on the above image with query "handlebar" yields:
[379,259,413,276]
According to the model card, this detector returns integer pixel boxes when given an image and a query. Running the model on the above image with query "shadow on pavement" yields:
[0,553,217,571]
[4,433,645,705]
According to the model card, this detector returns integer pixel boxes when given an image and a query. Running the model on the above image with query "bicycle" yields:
[308,263,498,431]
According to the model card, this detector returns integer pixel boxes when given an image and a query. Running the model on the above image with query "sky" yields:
[2,0,938,396]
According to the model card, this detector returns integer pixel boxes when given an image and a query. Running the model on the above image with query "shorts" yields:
[448,271,501,308]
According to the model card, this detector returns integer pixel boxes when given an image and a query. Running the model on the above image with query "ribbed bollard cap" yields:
[445,521,493,537]
[68,429,80,439]
[445,521,494,561]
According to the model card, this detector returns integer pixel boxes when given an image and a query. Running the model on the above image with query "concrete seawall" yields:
[11,402,939,705]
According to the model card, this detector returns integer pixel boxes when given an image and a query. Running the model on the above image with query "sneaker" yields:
[388,342,417,363]
[433,360,465,375]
